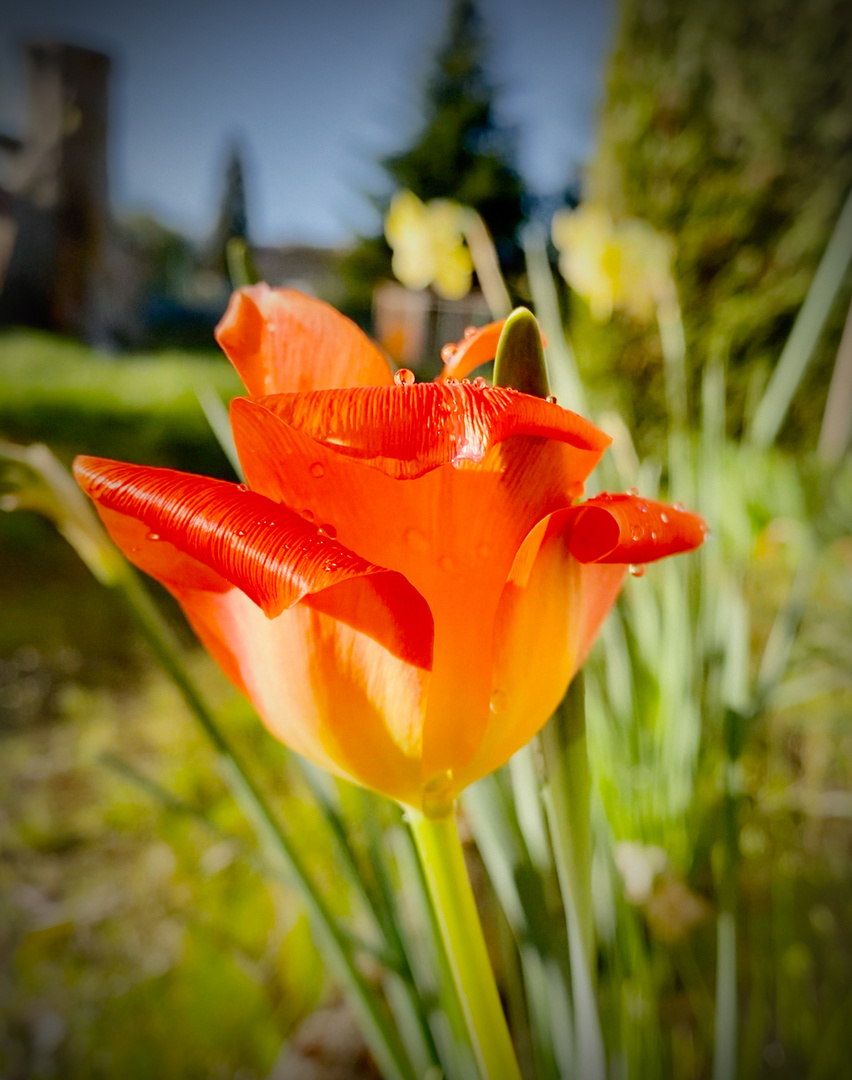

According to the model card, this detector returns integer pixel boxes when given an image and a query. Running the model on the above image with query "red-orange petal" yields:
[252,382,611,480]
[73,456,432,668]
[439,319,505,380]
[215,285,394,396]
[567,493,707,564]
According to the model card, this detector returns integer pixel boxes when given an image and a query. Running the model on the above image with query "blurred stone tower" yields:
[0,42,111,336]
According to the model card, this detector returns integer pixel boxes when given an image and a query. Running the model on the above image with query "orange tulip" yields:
[74,286,706,815]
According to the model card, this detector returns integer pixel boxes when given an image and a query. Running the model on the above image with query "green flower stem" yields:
[408,808,523,1080]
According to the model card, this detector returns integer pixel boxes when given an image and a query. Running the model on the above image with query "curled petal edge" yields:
[215,285,394,396]
[251,381,610,481]
[567,493,707,564]
[73,456,433,669]
[439,319,505,380]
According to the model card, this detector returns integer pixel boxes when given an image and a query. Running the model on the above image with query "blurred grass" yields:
[2,319,852,1078]
[0,336,333,1079]
[0,331,242,475]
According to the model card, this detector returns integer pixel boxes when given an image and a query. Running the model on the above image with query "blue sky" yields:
[1,0,614,245]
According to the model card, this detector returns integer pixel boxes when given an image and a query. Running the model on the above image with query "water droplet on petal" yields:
[394,367,415,386]
[406,528,428,551]
[673,502,684,512]
[490,689,508,715]
[146,532,160,541]
[310,462,325,479]
[660,512,669,524]
[444,376,458,387]
[302,509,314,522]
[546,394,558,404]
[441,344,457,363]
[629,564,646,577]
[639,504,648,513]
[319,523,337,539]
[627,486,639,497]
[463,325,478,339]
[421,769,455,820]
[631,526,643,541]
[238,483,249,492]
[650,530,657,540]
[472,376,488,388]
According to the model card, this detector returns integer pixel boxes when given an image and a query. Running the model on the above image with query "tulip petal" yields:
[73,456,432,669]
[567,493,707,565]
[252,381,610,481]
[230,395,606,783]
[216,285,394,396]
[458,517,625,790]
[439,319,505,380]
[183,592,426,805]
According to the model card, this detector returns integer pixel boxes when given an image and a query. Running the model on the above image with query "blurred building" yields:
[0,41,145,342]
[372,281,491,374]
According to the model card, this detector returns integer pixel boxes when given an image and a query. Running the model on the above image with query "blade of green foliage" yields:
[196,386,244,479]
[0,440,419,1080]
[750,184,852,447]
[539,676,607,1080]
[522,225,588,414]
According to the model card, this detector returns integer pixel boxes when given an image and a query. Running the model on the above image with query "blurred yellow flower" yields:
[385,190,473,301]
[551,203,676,323]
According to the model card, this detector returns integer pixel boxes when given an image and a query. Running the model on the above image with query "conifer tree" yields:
[341,0,525,315]
[208,142,249,277]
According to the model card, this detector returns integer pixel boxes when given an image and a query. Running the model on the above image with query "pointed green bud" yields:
[492,307,550,398]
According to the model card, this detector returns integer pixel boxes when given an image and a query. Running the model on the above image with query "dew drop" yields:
[673,501,684,512]
[631,526,643,541]
[627,486,639,496]
[302,509,315,522]
[472,376,488,388]
[146,532,160,541]
[421,770,455,820]
[394,367,415,386]
[319,523,337,539]
[489,689,508,715]
[238,483,249,492]
[461,377,471,386]
[546,394,558,404]
[650,530,657,540]
[406,527,428,551]
[309,462,325,479]
[463,325,478,339]
[441,344,457,363]
[444,376,458,387]
[639,503,648,513]
[660,512,669,524]
[629,564,646,577]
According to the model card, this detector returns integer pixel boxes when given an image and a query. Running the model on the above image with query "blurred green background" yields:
[2,1,852,1078]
